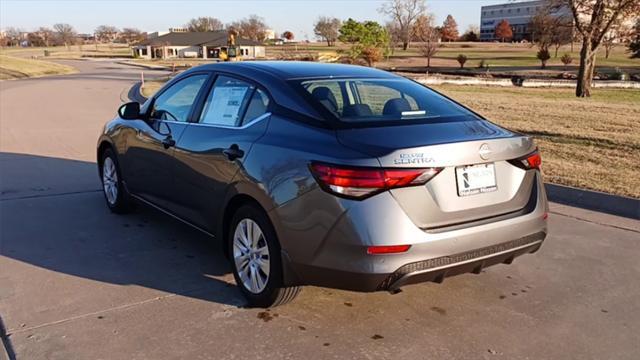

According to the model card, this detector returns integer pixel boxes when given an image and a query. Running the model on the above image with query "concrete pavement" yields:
[1,60,639,360]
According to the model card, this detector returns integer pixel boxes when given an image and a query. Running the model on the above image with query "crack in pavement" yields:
[5,286,241,337]
[549,210,640,234]
[0,189,101,202]
[6,294,179,336]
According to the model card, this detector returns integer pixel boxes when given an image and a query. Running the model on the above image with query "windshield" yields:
[299,78,477,125]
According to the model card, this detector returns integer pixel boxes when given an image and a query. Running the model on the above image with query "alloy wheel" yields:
[233,218,270,294]
[102,157,118,205]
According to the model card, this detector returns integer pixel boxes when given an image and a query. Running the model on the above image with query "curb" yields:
[545,183,639,220]
[415,77,640,89]
[116,61,170,70]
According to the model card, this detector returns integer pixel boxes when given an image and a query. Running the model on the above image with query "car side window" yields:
[199,75,255,127]
[241,88,270,125]
[149,74,208,122]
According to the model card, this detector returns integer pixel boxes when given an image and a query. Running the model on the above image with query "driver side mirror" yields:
[118,102,141,120]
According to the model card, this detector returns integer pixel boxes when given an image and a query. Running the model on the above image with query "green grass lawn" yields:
[0,55,76,80]
[270,42,640,70]
[140,79,168,98]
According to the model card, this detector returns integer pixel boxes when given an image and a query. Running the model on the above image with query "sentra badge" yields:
[394,153,435,165]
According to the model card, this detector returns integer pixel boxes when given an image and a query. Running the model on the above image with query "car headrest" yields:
[382,98,412,115]
[311,87,338,113]
[342,104,373,117]
[243,91,268,123]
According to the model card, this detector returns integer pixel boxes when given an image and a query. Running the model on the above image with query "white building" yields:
[264,29,277,40]
[480,0,571,42]
[133,30,265,60]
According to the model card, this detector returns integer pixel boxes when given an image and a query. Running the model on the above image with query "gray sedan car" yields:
[97,62,548,307]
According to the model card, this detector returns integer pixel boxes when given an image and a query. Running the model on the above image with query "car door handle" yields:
[223,145,244,161]
[162,136,176,149]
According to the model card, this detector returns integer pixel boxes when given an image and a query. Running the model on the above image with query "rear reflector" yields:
[509,149,542,170]
[309,162,443,199]
[367,245,411,255]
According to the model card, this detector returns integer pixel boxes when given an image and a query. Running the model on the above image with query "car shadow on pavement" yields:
[0,152,246,308]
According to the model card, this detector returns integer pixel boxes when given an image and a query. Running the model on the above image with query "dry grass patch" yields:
[0,55,76,80]
[431,85,640,198]
[140,79,167,98]
[0,44,131,59]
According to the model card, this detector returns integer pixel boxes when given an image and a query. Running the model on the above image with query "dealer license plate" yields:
[455,163,497,197]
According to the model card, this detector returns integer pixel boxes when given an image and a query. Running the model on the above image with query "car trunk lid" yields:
[336,120,539,229]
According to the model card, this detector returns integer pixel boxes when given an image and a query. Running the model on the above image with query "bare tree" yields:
[37,27,55,47]
[228,15,268,42]
[314,16,341,46]
[53,23,76,50]
[413,14,440,67]
[467,24,480,35]
[95,25,119,43]
[186,17,224,32]
[556,0,640,97]
[602,20,632,58]
[552,23,574,57]
[4,27,23,47]
[629,19,640,58]
[120,28,146,45]
[379,0,426,50]
[386,21,402,54]
[530,5,573,57]
[461,25,480,42]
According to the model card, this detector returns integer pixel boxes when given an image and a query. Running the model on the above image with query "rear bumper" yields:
[288,231,545,292]
[381,231,544,291]
[271,173,549,292]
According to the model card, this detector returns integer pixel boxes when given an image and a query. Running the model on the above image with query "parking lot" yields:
[1,60,639,360]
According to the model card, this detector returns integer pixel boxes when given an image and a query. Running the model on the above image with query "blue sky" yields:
[1,0,508,39]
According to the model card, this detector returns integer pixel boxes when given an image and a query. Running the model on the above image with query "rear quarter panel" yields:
[233,115,376,261]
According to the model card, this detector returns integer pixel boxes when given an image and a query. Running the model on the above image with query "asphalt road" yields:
[1,60,639,360]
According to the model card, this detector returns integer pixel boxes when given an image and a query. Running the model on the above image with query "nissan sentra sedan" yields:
[97,61,548,307]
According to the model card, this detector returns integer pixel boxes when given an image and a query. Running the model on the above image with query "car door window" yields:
[199,75,255,127]
[150,74,208,122]
[241,88,270,125]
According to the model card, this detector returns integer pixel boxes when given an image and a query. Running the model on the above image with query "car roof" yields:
[194,61,400,81]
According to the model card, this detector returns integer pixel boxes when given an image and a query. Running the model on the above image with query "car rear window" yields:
[299,78,476,125]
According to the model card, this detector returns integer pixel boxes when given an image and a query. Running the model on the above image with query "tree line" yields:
[314,0,639,97]
[1,24,147,48]
[185,15,297,43]
[2,0,638,97]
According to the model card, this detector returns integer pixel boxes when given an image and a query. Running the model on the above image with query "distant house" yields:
[78,33,95,43]
[133,31,265,60]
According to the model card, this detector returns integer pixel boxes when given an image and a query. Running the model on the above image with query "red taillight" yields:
[367,245,411,255]
[524,152,542,169]
[510,149,542,170]
[309,162,443,199]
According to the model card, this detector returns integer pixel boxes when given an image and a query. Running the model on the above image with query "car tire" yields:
[100,148,134,214]
[228,204,301,308]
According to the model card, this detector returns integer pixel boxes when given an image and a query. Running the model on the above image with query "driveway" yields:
[1,60,639,360]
